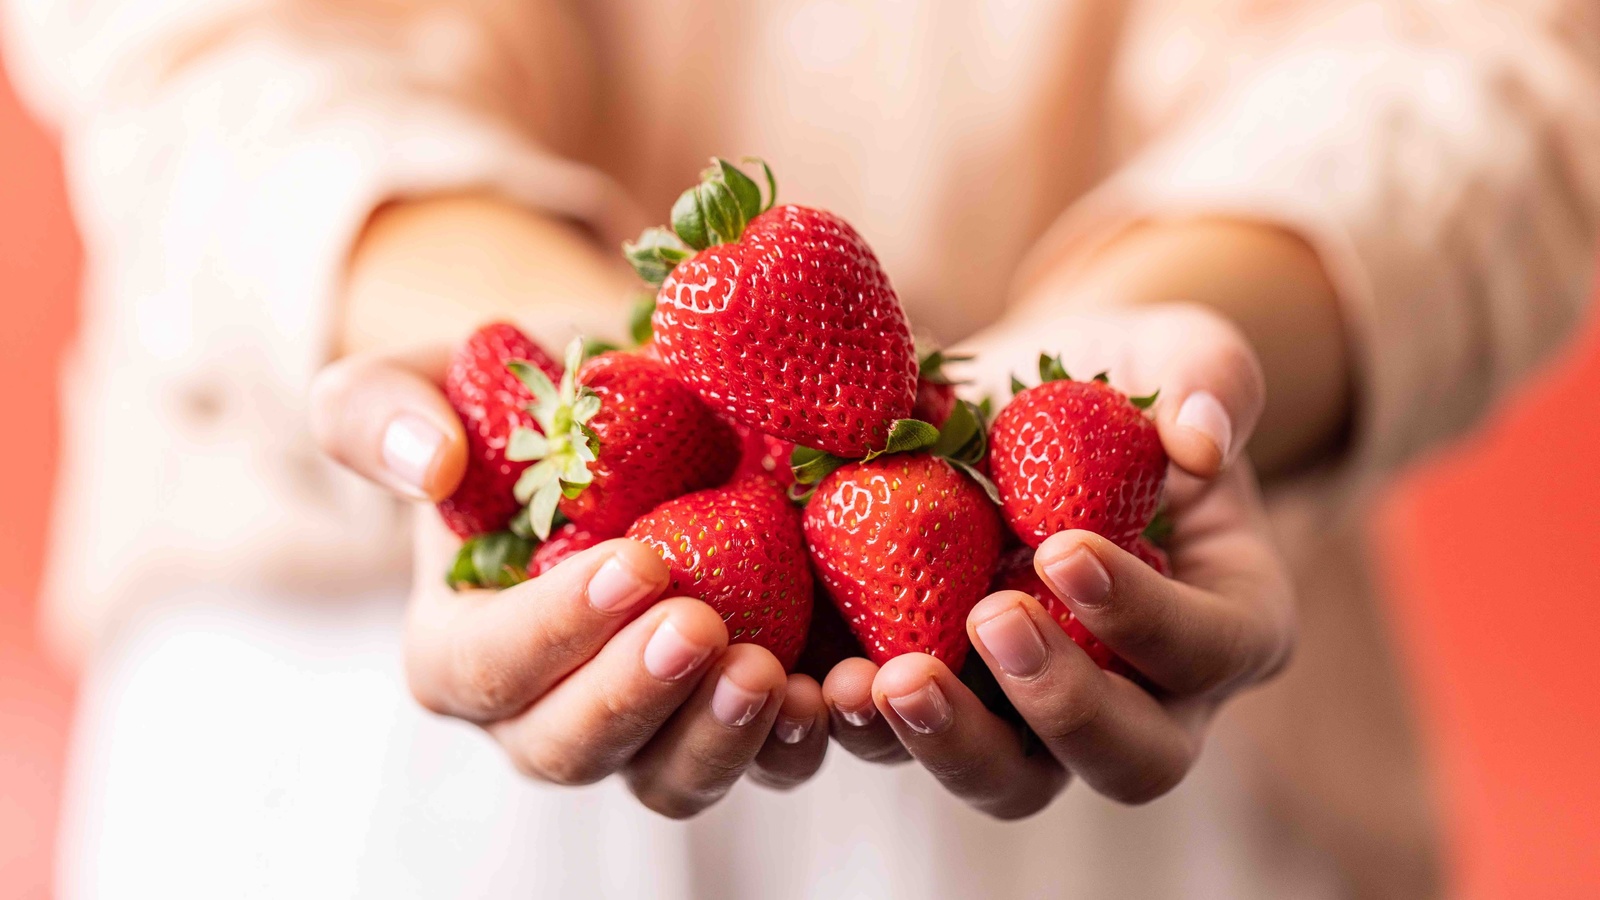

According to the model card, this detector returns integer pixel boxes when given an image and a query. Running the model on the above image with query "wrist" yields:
[339,193,637,357]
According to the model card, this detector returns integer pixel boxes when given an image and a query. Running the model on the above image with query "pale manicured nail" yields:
[380,414,444,500]
[887,682,952,735]
[643,620,712,682]
[710,674,769,727]
[1041,547,1112,609]
[975,607,1049,679]
[836,703,876,727]
[587,555,656,614]
[774,716,812,744]
[1176,391,1232,463]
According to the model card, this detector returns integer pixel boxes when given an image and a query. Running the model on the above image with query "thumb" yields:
[309,347,467,501]
[1146,306,1265,479]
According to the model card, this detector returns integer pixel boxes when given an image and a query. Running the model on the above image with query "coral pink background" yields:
[1,60,1596,900]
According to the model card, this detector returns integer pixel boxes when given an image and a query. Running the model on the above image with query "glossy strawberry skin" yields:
[989,379,1167,548]
[729,419,795,489]
[990,546,1132,675]
[910,377,957,428]
[563,351,740,537]
[528,522,611,577]
[653,205,918,457]
[437,322,561,538]
[804,454,1004,670]
[628,477,813,670]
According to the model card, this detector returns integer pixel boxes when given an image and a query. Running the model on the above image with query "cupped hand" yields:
[308,348,831,817]
[820,303,1296,817]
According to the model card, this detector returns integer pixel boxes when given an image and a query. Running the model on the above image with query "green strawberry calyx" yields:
[506,338,602,540]
[623,157,778,287]
[917,346,974,386]
[1011,352,1160,409]
[788,399,999,502]
[446,530,536,591]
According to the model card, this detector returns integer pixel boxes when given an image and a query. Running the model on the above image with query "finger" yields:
[489,596,729,786]
[1144,305,1264,479]
[968,592,1203,804]
[624,644,789,819]
[406,535,671,721]
[309,347,466,501]
[872,654,1069,820]
[749,674,830,791]
[1032,517,1294,697]
[821,658,910,764]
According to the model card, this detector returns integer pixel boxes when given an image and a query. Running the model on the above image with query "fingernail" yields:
[887,681,952,735]
[587,554,657,615]
[975,607,1049,679]
[710,674,769,727]
[380,414,444,500]
[643,620,712,682]
[1041,547,1112,609]
[1176,391,1232,463]
[775,716,812,744]
[835,703,876,727]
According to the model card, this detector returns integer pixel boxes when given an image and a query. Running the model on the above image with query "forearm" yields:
[1011,219,1352,478]
[340,194,638,357]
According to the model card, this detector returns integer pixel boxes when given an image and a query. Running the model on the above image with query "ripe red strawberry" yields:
[1128,536,1172,576]
[909,348,969,428]
[628,477,813,670]
[630,160,918,457]
[804,454,1004,670]
[437,322,561,538]
[911,378,956,428]
[510,342,740,539]
[989,360,1167,548]
[529,522,610,577]
[729,419,795,489]
[990,546,1132,675]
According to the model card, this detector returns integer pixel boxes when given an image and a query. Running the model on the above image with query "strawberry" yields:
[508,341,740,539]
[912,378,957,429]
[1128,535,1172,577]
[528,522,610,577]
[627,476,813,670]
[437,322,561,538]
[909,348,969,428]
[803,453,1004,670]
[990,546,1132,675]
[626,159,919,457]
[729,419,795,489]
[989,356,1167,548]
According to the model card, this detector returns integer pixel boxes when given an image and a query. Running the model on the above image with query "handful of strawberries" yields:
[438,159,1171,677]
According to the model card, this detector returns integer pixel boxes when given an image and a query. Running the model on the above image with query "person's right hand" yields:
[309,347,833,818]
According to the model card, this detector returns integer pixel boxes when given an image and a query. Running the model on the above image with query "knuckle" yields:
[405,670,452,718]
[982,791,1054,821]
[593,681,667,749]
[633,785,709,820]
[1104,759,1188,806]
[1033,678,1102,746]
[509,735,609,787]
[453,647,528,719]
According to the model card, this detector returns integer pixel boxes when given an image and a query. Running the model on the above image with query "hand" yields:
[819,302,1297,817]
[309,350,833,816]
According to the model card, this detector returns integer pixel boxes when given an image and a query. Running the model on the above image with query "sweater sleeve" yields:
[1022,1,1600,475]
[0,0,638,658]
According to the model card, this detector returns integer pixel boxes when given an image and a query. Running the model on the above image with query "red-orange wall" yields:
[2,53,1598,900]
[0,58,78,900]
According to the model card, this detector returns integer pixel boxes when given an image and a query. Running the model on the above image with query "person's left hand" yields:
[815,303,1297,817]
